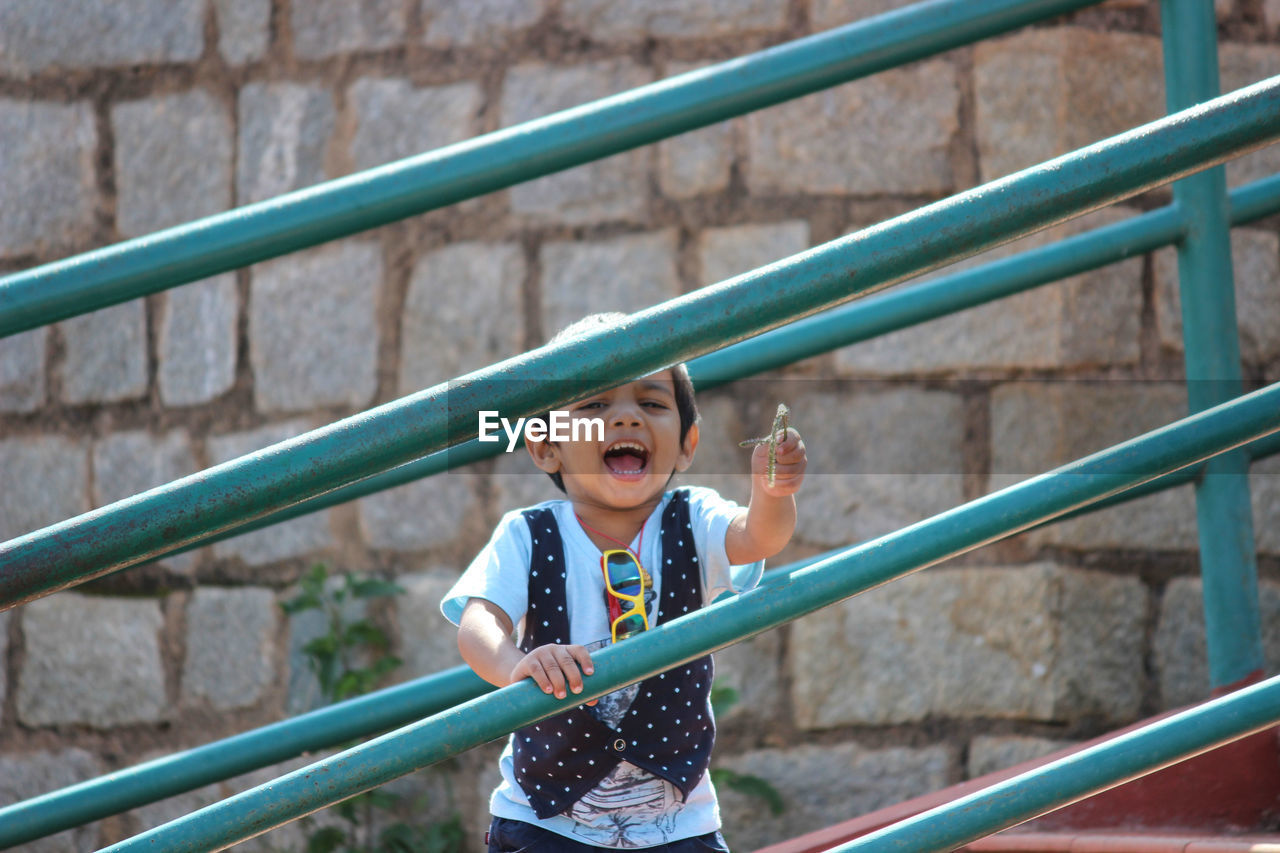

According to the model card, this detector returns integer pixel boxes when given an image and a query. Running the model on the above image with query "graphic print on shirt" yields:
[568,634,686,846]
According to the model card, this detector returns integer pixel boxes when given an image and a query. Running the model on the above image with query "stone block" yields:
[399,242,524,394]
[215,0,271,65]
[237,83,335,205]
[0,99,96,256]
[18,593,167,727]
[788,387,965,548]
[974,28,1163,182]
[657,61,736,199]
[358,471,481,552]
[1154,577,1280,709]
[290,0,407,59]
[813,0,921,27]
[113,91,233,237]
[59,299,149,404]
[0,0,202,76]
[502,62,654,224]
[746,59,959,195]
[183,587,279,710]
[92,429,199,572]
[397,572,466,677]
[834,206,1143,374]
[989,382,1199,551]
[208,421,334,566]
[0,436,88,541]
[675,394,750,507]
[92,429,197,506]
[698,221,809,286]
[249,241,381,412]
[1153,227,1280,368]
[717,743,950,850]
[1267,0,1280,30]
[159,274,239,406]
[422,0,548,47]
[561,0,787,39]
[0,327,46,412]
[967,735,1076,778]
[1255,454,1280,556]
[789,564,1146,727]
[708,627,783,725]
[349,78,482,171]
[0,749,102,852]
[1220,44,1280,189]
[658,121,734,200]
[541,230,679,333]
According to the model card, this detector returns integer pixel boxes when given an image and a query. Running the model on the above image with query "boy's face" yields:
[527,370,698,512]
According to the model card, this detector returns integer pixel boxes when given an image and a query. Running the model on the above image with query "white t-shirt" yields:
[441,487,763,849]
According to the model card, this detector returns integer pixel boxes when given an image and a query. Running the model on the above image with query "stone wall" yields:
[1,1,1279,851]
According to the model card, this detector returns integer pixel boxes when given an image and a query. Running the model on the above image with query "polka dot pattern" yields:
[511,492,716,819]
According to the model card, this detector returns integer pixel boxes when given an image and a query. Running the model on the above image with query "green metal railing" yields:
[0,0,1108,339]
[2,0,1277,848]
[4,76,1279,613]
[96,382,1280,851]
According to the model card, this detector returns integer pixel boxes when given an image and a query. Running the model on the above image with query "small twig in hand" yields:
[739,403,790,487]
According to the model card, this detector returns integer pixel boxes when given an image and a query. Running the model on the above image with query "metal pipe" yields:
[0,550,833,847]
[689,170,1280,387]
[0,0,1107,339]
[98,381,1280,852]
[151,170,1280,562]
[1161,0,1264,688]
[828,673,1280,853]
[0,666,489,850]
[4,75,1280,612]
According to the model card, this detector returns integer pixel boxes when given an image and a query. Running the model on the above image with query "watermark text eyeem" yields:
[478,411,605,452]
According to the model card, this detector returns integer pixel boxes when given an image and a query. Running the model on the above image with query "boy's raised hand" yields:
[512,643,597,703]
[749,427,806,497]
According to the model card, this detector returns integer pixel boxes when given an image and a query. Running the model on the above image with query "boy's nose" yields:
[610,405,642,426]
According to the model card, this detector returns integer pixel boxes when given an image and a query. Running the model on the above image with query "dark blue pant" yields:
[486,817,731,852]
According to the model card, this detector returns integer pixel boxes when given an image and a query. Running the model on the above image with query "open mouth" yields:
[603,440,650,477]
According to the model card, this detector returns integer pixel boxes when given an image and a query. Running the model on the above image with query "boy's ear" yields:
[526,437,562,474]
[675,423,699,473]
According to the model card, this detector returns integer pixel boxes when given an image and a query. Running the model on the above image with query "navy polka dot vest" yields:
[512,489,716,819]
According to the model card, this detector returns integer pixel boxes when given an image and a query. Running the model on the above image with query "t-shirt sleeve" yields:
[684,486,764,603]
[440,509,531,629]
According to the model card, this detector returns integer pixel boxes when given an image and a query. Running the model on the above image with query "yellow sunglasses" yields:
[600,549,651,643]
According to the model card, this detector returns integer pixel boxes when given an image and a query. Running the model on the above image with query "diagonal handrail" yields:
[96,379,1280,852]
[0,0,1106,339]
[0,551,827,849]
[87,171,1280,568]
[3,75,1279,613]
[829,673,1280,852]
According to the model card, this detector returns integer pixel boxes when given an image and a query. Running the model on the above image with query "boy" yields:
[441,314,806,851]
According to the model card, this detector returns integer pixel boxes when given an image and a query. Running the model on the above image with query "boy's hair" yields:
[537,313,699,492]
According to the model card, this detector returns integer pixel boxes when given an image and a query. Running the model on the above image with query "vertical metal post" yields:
[1160,0,1263,690]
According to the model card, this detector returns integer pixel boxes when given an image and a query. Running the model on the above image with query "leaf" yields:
[713,768,786,815]
[306,826,347,853]
[280,591,321,615]
[710,682,740,716]
[350,578,405,600]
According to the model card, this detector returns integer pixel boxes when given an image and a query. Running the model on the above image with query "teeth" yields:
[608,441,646,454]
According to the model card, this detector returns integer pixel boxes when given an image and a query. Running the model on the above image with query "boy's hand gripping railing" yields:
[97,380,1280,852]
[3,75,1280,612]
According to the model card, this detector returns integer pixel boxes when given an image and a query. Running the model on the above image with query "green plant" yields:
[709,683,786,817]
[280,564,466,853]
